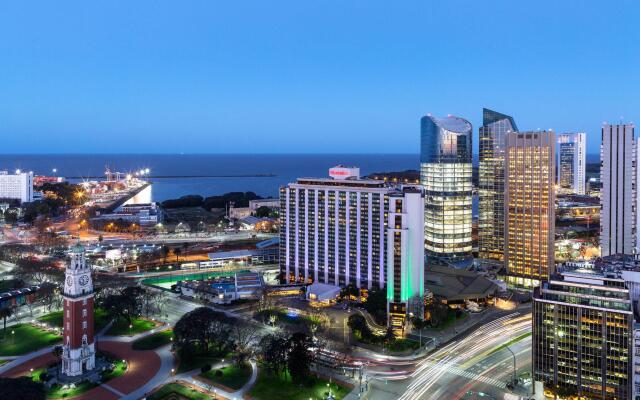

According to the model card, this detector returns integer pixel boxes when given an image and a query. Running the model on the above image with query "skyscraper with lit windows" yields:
[420,114,473,269]
[557,132,586,195]
[478,108,518,263]
[504,130,555,286]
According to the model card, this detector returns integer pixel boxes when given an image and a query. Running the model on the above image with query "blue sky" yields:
[0,1,638,154]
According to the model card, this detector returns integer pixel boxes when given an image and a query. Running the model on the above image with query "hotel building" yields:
[420,115,473,269]
[0,170,33,203]
[533,266,636,399]
[478,108,518,263]
[557,133,586,195]
[504,131,555,286]
[279,167,425,327]
[386,187,425,333]
[600,124,636,257]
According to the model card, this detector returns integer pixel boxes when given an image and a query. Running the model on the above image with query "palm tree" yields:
[181,242,189,257]
[0,307,13,338]
[161,245,170,264]
[174,248,182,263]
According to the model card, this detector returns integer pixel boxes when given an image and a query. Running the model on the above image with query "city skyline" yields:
[2,2,640,154]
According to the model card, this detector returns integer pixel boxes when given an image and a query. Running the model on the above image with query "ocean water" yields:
[0,154,419,201]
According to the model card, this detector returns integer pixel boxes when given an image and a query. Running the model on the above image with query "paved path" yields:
[163,359,258,400]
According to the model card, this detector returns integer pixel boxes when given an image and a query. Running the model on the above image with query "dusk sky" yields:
[1,1,638,154]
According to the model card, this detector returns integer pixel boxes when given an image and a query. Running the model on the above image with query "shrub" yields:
[201,364,212,373]
[215,369,223,377]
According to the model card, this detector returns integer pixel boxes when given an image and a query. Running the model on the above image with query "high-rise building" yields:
[386,187,425,334]
[279,166,425,295]
[478,108,518,263]
[600,124,636,257]
[0,170,33,203]
[533,266,635,399]
[557,132,586,195]
[504,131,555,286]
[61,244,96,377]
[420,115,473,269]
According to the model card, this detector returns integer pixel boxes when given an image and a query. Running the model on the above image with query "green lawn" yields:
[486,332,532,356]
[38,308,112,332]
[387,338,420,352]
[132,329,173,350]
[200,362,252,390]
[47,381,98,399]
[148,382,212,400]
[106,317,156,336]
[177,350,229,373]
[0,324,61,356]
[101,358,127,381]
[249,370,350,400]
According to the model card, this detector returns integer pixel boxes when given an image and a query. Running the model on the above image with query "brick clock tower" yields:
[61,243,96,376]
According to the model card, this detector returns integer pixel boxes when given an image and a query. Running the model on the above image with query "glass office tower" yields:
[478,108,518,263]
[557,133,586,195]
[420,115,473,269]
[504,131,555,286]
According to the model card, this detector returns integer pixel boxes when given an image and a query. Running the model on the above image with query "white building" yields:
[249,198,280,211]
[600,124,636,257]
[558,132,586,195]
[0,170,33,203]
[386,187,425,332]
[279,166,425,296]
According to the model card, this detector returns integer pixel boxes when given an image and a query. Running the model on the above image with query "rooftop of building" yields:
[422,114,472,133]
[425,265,500,301]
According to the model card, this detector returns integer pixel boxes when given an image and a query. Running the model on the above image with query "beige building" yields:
[504,131,555,287]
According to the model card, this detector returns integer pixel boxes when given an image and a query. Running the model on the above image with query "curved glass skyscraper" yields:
[420,115,473,268]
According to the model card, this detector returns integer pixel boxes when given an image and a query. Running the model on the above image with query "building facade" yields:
[600,124,636,257]
[61,245,95,377]
[533,270,634,399]
[420,115,473,269]
[558,133,586,195]
[478,108,518,263]
[0,170,33,203]
[279,166,426,320]
[504,131,555,286]
[386,187,425,334]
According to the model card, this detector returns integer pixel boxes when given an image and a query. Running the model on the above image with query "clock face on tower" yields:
[79,275,89,286]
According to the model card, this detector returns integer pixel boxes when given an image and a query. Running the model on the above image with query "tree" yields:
[254,206,271,218]
[230,321,258,366]
[286,332,315,383]
[258,333,288,377]
[364,288,387,325]
[161,245,170,264]
[0,307,13,337]
[14,258,63,285]
[51,346,63,379]
[0,377,46,400]
[173,307,231,356]
[174,248,182,262]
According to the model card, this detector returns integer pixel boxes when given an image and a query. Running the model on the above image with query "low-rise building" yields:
[249,198,279,211]
[177,272,264,304]
[0,170,33,203]
[92,202,163,226]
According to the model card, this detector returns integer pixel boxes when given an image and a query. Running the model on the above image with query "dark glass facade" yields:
[533,274,633,399]
[478,108,518,262]
[420,115,473,268]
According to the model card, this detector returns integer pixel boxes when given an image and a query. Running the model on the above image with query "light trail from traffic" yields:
[398,312,531,400]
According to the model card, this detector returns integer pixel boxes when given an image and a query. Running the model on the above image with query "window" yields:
[82,321,87,329]
[82,298,87,306]
[66,322,70,330]
[82,309,87,317]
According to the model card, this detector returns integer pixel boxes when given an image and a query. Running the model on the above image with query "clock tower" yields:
[61,243,96,376]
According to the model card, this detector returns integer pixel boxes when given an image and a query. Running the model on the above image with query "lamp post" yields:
[505,345,517,387]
